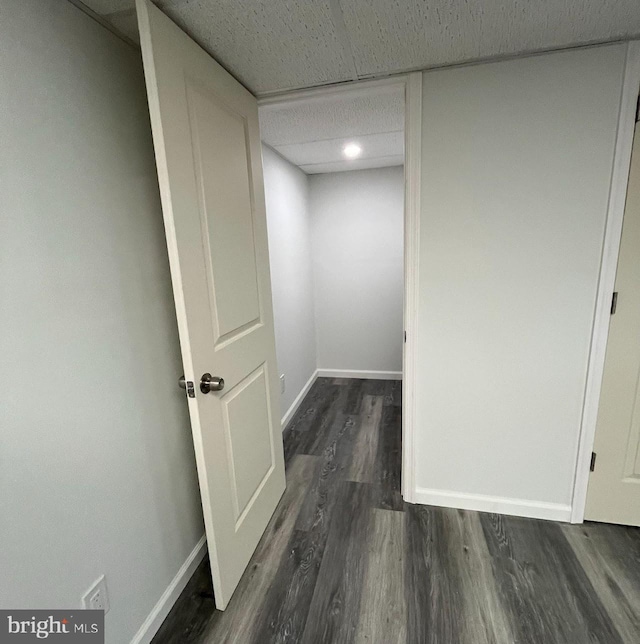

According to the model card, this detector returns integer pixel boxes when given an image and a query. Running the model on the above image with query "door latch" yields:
[178,375,196,398]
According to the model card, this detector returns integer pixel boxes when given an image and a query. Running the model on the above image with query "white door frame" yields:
[258,72,422,503]
[570,40,640,523]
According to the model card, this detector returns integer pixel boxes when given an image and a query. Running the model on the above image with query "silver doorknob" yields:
[200,373,224,393]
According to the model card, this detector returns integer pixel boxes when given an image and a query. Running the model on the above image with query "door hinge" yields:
[636,94,640,122]
[590,451,597,472]
[611,291,618,315]
[404,331,406,343]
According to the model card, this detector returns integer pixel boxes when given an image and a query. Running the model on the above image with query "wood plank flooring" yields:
[152,377,640,644]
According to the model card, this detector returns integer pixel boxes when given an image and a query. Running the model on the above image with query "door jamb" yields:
[257,73,422,503]
[570,40,640,523]
[401,73,422,503]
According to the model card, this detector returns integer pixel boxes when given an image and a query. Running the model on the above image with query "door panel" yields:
[586,122,640,526]
[136,0,286,608]
[186,83,262,342]
[223,366,275,521]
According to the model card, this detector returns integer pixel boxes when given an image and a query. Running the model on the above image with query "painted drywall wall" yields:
[262,145,317,421]
[310,167,404,375]
[0,1,204,641]
[415,44,627,515]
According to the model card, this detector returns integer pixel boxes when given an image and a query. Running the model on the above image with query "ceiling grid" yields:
[328,0,360,82]
[77,0,640,96]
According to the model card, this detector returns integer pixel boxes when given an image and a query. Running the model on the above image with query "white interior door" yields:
[135,0,286,608]
[585,122,640,527]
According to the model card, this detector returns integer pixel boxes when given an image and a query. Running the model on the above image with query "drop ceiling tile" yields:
[341,0,640,77]
[275,130,403,167]
[259,86,404,146]
[159,0,355,94]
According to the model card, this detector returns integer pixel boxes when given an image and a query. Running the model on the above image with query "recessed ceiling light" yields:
[343,142,362,159]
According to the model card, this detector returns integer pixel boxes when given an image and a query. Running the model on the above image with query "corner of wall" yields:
[280,369,319,430]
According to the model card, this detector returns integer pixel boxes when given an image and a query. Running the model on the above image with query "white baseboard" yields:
[131,534,207,644]
[413,488,572,522]
[281,369,318,430]
[316,369,402,381]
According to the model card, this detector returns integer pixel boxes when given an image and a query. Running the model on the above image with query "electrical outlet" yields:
[82,575,110,614]
[280,374,285,393]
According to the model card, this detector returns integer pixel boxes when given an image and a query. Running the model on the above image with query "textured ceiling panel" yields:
[341,0,640,77]
[158,0,355,94]
[275,130,403,166]
[259,85,404,173]
[259,86,404,146]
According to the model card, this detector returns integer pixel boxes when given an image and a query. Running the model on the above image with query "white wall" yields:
[0,1,204,641]
[415,44,627,517]
[262,159,404,415]
[262,145,317,421]
[310,167,404,376]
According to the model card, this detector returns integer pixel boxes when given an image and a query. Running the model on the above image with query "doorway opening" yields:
[258,82,406,439]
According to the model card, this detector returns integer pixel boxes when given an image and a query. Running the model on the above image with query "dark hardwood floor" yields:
[152,377,640,644]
